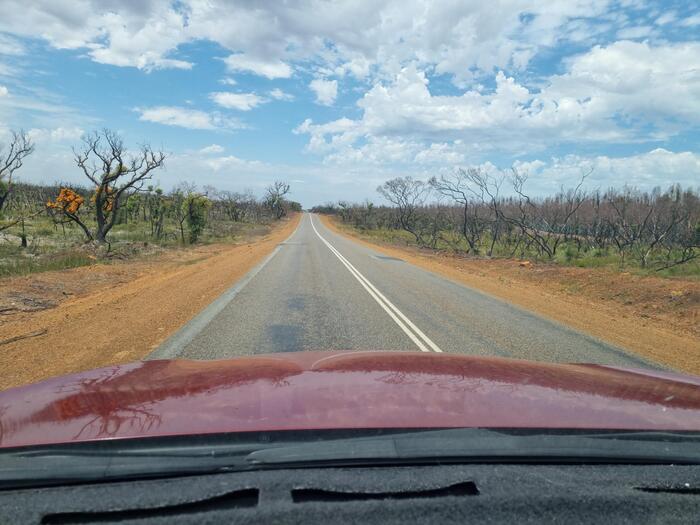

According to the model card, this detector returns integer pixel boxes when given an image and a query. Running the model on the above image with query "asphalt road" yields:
[150,212,657,368]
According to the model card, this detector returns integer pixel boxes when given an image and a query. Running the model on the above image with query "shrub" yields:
[183,194,211,243]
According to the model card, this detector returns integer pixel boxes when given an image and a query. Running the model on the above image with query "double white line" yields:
[309,214,443,353]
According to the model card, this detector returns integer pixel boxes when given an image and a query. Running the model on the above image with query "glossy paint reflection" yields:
[1,352,699,448]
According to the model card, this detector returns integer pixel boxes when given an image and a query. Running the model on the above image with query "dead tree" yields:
[0,130,34,213]
[73,129,165,243]
[265,181,291,219]
[429,168,486,254]
[506,169,588,259]
[377,176,431,245]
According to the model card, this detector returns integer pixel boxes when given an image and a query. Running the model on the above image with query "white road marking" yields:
[309,214,443,353]
[149,215,304,359]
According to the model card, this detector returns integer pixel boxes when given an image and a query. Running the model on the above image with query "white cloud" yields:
[269,88,293,101]
[297,41,700,164]
[542,40,700,125]
[326,136,419,164]
[0,34,24,55]
[654,12,676,26]
[1,2,697,205]
[616,26,653,39]
[204,154,264,172]
[27,126,83,143]
[210,91,266,111]
[0,84,89,132]
[309,78,338,106]
[334,55,371,79]
[680,14,700,27]
[137,106,243,130]
[87,8,193,71]
[414,143,466,164]
[0,1,618,80]
[199,144,224,154]
[223,54,292,79]
[513,149,700,193]
[32,4,192,71]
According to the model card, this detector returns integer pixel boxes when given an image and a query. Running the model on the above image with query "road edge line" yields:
[147,217,303,360]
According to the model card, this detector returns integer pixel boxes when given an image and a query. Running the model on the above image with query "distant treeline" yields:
[4,180,301,244]
[312,169,700,272]
[0,129,300,245]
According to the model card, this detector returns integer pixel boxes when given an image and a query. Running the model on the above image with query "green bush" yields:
[183,194,211,243]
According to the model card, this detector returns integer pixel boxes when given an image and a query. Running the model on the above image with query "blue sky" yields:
[0,0,698,206]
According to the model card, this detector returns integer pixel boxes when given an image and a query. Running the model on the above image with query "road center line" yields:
[309,214,443,353]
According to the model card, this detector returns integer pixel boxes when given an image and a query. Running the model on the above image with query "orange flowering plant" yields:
[46,187,93,240]
[46,188,85,215]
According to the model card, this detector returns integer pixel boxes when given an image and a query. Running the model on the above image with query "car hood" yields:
[1,351,700,448]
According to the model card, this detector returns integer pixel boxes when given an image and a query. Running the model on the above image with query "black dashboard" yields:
[2,463,699,524]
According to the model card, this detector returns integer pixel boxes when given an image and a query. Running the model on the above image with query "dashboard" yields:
[2,463,699,524]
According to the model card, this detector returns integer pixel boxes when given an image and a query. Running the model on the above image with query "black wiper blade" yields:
[580,431,700,443]
[0,442,274,490]
[0,453,252,491]
[11,442,263,459]
[1,429,698,490]
[246,428,700,467]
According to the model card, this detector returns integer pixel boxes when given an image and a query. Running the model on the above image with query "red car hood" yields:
[1,351,700,448]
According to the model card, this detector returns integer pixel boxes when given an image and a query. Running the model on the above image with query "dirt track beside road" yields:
[0,214,300,390]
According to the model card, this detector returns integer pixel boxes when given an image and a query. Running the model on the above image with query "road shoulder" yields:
[0,214,301,390]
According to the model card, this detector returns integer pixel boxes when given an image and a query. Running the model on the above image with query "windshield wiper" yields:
[246,429,700,467]
[1,429,698,490]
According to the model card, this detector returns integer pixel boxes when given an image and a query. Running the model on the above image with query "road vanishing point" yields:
[150,212,657,368]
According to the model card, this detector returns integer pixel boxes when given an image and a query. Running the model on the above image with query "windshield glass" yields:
[0,0,699,464]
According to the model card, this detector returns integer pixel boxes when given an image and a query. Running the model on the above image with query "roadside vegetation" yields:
[0,129,301,277]
[313,169,700,278]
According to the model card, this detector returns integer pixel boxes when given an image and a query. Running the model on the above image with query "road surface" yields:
[150,213,657,367]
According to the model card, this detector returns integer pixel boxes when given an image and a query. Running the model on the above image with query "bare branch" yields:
[72,129,166,242]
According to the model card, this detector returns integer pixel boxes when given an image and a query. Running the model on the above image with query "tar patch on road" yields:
[372,255,404,262]
[267,324,304,352]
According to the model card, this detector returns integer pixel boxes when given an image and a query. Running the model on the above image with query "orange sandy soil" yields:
[321,215,700,375]
[0,213,300,390]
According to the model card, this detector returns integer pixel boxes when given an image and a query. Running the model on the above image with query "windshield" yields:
[0,0,699,468]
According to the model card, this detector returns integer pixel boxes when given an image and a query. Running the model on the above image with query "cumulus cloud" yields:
[414,143,466,165]
[0,0,617,80]
[137,106,243,130]
[269,88,294,101]
[297,41,700,163]
[513,149,700,193]
[87,7,193,71]
[223,54,292,79]
[541,41,700,125]
[210,92,266,111]
[309,78,338,106]
[199,144,224,154]
[204,154,265,172]
[1,3,194,71]
[1,1,697,203]
[27,126,83,143]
